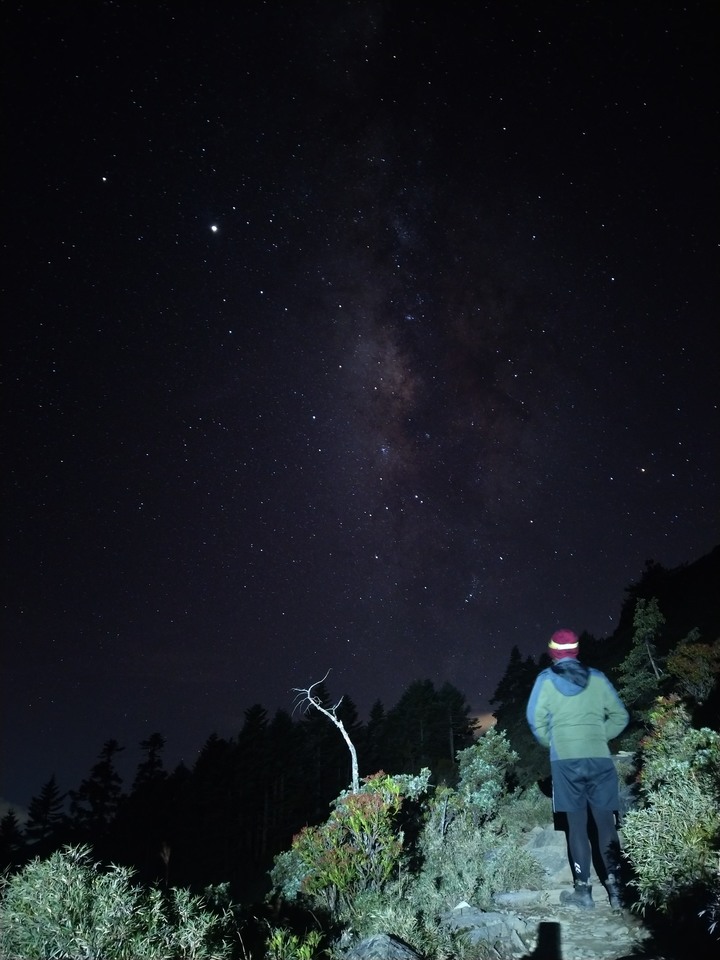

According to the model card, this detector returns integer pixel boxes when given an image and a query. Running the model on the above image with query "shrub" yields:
[497,782,552,833]
[265,925,325,959]
[665,634,720,705]
[0,844,235,959]
[269,770,431,916]
[270,732,544,957]
[621,697,720,932]
[455,727,519,825]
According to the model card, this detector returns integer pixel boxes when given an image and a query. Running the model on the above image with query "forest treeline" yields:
[1,680,476,902]
[2,545,718,904]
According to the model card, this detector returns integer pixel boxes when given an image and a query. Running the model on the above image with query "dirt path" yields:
[497,824,664,959]
[510,887,652,959]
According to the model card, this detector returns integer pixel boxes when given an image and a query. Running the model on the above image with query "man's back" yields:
[527,661,629,761]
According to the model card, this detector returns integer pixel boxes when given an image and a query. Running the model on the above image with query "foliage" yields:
[455,727,519,824]
[0,844,236,959]
[264,925,325,960]
[665,632,720,704]
[497,781,552,832]
[269,770,431,915]
[326,731,543,957]
[340,887,484,959]
[413,794,544,914]
[621,697,720,931]
[616,598,665,715]
[410,732,545,915]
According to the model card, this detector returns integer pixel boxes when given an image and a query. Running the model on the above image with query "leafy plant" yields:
[265,925,325,960]
[0,844,236,959]
[665,633,720,704]
[455,727,520,824]
[621,697,720,932]
[269,770,431,916]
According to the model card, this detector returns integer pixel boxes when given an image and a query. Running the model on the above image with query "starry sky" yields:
[2,2,718,814]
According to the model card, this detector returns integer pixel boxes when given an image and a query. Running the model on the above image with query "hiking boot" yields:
[605,874,623,910]
[559,880,595,909]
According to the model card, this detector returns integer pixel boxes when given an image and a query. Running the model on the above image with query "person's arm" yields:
[601,675,629,741]
[526,675,551,748]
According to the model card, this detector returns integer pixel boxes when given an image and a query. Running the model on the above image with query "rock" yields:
[494,889,549,909]
[522,822,572,885]
[341,933,424,960]
[441,902,530,953]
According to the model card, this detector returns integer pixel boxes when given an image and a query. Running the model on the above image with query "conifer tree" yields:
[69,739,124,846]
[363,699,387,776]
[24,774,67,854]
[616,597,665,716]
[132,733,167,792]
[0,809,27,870]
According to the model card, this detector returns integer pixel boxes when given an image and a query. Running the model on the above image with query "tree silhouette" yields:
[236,704,270,865]
[0,809,27,870]
[24,775,67,856]
[113,733,171,884]
[383,679,473,780]
[175,734,237,889]
[69,739,124,852]
[362,699,387,776]
[490,646,544,786]
[132,733,167,792]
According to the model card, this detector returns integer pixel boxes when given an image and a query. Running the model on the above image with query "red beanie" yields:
[548,629,579,660]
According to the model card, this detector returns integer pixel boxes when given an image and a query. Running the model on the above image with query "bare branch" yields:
[293,670,360,793]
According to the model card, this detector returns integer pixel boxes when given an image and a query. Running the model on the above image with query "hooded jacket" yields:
[526,659,629,762]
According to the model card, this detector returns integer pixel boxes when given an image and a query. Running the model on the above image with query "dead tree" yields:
[294,671,360,793]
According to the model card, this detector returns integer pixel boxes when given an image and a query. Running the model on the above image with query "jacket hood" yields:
[549,658,590,694]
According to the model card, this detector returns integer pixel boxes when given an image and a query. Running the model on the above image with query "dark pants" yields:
[566,805,619,882]
[551,758,621,883]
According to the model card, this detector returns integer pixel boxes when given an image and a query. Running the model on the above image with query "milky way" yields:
[2,2,717,812]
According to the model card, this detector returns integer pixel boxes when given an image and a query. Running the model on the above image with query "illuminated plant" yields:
[621,696,720,932]
[270,770,430,916]
[0,844,235,960]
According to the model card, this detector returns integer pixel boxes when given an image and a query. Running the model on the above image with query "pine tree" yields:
[236,704,270,863]
[132,733,167,792]
[0,809,27,869]
[490,646,545,787]
[69,739,124,847]
[24,774,67,854]
[362,699,387,776]
[616,597,665,715]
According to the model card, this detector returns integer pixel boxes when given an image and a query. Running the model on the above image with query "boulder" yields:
[341,933,424,960]
[441,900,530,953]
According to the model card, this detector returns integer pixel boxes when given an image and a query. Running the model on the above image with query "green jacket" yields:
[526,659,629,761]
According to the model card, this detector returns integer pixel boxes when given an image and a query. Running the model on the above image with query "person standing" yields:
[526,629,629,909]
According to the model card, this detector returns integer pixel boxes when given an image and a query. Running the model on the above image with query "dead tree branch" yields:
[293,670,360,793]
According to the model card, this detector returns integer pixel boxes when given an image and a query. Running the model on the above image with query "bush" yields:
[269,770,431,916]
[454,727,519,824]
[265,925,325,960]
[0,844,235,959]
[335,733,543,957]
[621,697,720,934]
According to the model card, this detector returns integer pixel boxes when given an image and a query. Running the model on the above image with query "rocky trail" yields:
[494,822,654,959]
[342,822,709,959]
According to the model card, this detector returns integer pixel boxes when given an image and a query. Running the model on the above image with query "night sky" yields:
[2,2,717,815]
